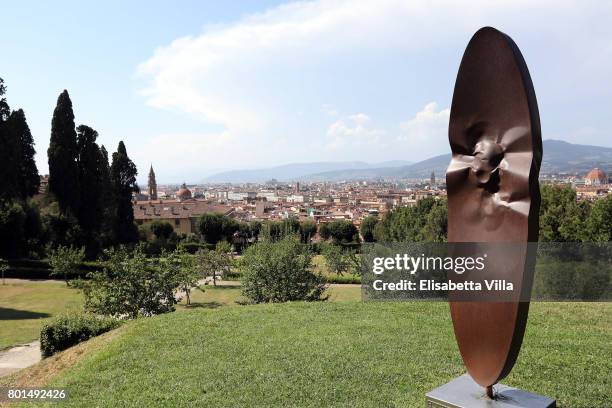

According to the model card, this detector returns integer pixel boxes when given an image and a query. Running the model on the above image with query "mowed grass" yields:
[8,302,611,408]
[179,283,361,309]
[0,280,358,349]
[0,280,83,349]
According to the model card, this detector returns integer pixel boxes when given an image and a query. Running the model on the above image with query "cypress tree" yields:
[0,78,18,203]
[0,78,9,121]
[110,141,139,244]
[76,125,104,244]
[98,145,115,245]
[48,90,79,215]
[8,109,39,199]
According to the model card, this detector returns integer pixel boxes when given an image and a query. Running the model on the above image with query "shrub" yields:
[325,274,361,284]
[40,313,120,358]
[325,220,359,243]
[320,242,359,276]
[48,245,85,284]
[240,236,327,303]
[150,221,174,240]
[360,215,378,242]
[84,245,179,318]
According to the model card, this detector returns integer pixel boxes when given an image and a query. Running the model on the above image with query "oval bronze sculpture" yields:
[446,27,542,395]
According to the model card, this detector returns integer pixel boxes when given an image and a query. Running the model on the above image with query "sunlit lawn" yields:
[178,283,361,309]
[0,280,83,349]
[0,278,360,350]
[7,302,610,407]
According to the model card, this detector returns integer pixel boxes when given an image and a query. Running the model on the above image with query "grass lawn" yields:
[0,279,359,350]
[178,283,361,309]
[4,302,610,407]
[0,280,83,350]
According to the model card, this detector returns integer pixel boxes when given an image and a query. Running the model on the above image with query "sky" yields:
[2,0,612,184]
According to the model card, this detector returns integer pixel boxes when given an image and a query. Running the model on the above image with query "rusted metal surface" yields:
[446,27,542,388]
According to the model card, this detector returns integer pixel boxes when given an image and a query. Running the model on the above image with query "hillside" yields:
[3,302,610,407]
[203,160,412,183]
[203,140,612,183]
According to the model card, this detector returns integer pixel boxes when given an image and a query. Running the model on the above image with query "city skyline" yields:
[2,0,612,184]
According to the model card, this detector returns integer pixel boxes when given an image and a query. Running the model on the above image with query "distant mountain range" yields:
[202,140,612,183]
[203,160,412,183]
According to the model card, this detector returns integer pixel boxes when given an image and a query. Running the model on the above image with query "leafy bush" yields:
[322,220,359,243]
[40,313,120,358]
[320,242,359,276]
[360,215,379,242]
[240,236,327,303]
[149,221,174,240]
[48,245,85,284]
[84,245,179,318]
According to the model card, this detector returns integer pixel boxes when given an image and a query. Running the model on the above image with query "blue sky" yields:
[2,1,611,183]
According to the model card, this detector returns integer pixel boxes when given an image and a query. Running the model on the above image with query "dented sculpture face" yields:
[446,27,542,388]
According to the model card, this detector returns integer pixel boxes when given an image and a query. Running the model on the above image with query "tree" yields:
[163,249,201,306]
[539,184,587,242]
[0,258,8,285]
[0,118,20,202]
[48,245,85,285]
[240,236,327,303]
[84,245,178,318]
[7,109,39,199]
[260,218,301,242]
[320,242,358,276]
[0,78,9,121]
[299,220,317,244]
[76,125,106,255]
[197,213,238,244]
[48,90,79,215]
[0,79,19,203]
[110,141,139,245]
[360,216,379,242]
[421,199,448,242]
[373,197,445,242]
[150,221,174,240]
[326,219,359,243]
[0,202,26,258]
[318,223,331,240]
[197,243,232,287]
[584,196,612,242]
[98,145,115,245]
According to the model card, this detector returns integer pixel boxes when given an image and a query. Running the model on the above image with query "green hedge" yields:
[40,313,121,358]
[178,242,216,254]
[325,274,361,284]
[2,259,102,279]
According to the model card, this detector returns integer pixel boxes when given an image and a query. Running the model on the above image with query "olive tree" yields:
[48,245,85,285]
[240,236,327,303]
[84,245,178,318]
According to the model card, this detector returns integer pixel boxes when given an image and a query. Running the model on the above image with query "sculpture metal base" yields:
[426,374,556,408]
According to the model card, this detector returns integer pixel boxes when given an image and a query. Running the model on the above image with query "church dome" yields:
[585,168,607,185]
[176,183,192,200]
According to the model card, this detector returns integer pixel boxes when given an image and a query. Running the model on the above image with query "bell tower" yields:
[148,165,157,200]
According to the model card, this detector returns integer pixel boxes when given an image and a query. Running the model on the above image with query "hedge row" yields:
[325,274,361,284]
[1,259,102,280]
[40,313,121,358]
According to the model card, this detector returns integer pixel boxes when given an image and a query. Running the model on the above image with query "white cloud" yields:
[136,0,612,174]
[137,0,566,132]
[326,113,384,150]
[399,102,450,158]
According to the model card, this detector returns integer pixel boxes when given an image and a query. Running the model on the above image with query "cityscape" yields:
[1,1,611,407]
[131,165,610,237]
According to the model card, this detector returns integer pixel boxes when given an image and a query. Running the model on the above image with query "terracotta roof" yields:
[133,200,233,220]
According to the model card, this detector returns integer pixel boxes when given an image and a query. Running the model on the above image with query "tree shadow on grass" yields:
[184,302,224,309]
[0,307,51,320]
